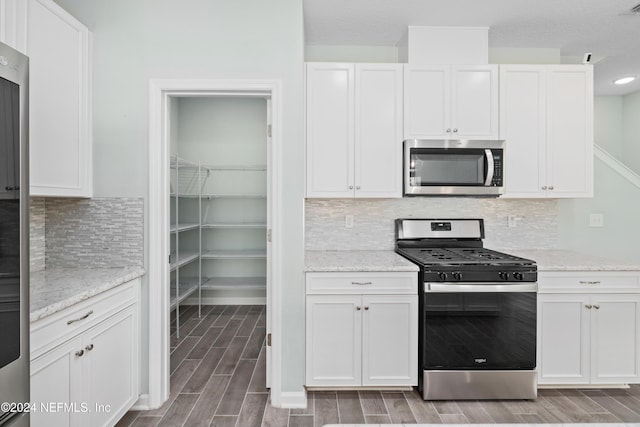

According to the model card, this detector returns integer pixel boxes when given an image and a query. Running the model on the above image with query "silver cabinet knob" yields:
[542,186,548,190]
[548,186,554,190]
[75,349,85,357]
[446,128,451,133]
[85,344,94,351]
[348,185,353,190]
[364,306,369,311]
[356,306,361,311]
[453,128,458,133]
[585,304,593,309]
[356,186,361,190]
[593,304,600,309]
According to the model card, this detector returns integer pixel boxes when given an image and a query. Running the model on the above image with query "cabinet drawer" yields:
[538,272,640,293]
[31,279,139,359]
[306,272,417,294]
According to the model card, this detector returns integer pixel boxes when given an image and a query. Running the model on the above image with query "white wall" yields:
[54,0,305,395]
[623,90,640,174]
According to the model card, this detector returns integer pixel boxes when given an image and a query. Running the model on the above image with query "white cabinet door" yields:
[362,295,417,386]
[403,65,450,139]
[0,0,92,197]
[499,65,546,197]
[546,65,593,197]
[306,295,362,386]
[451,65,499,139]
[354,64,402,198]
[537,294,590,384]
[590,294,640,384]
[306,63,402,199]
[30,337,84,427]
[501,64,593,198]
[305,63,355,198]
[84,306,139,427]
[404,65,498,140]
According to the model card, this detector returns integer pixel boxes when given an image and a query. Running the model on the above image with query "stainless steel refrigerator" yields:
[0,41,29,427]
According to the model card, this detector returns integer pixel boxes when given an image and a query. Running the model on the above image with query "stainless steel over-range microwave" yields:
[404,139,505,196]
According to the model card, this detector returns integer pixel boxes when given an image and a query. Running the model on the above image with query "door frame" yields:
[148,78,283,408]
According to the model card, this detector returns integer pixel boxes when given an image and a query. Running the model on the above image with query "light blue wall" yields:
[623,91,640,174]
[558,91,640,263]
[54,0,305,395]
[557,158,640,263]
[594,96,623,158]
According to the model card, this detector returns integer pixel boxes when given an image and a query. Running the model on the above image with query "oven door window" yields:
[409,148,487,186]
[423,292,536,369]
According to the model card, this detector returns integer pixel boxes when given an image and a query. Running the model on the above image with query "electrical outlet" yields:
[589,213,604,227]
[345,215,354,228]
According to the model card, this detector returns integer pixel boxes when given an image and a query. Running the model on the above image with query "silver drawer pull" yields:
[67,310,94,325]
[579,281,601,285]
[351,281,372,286]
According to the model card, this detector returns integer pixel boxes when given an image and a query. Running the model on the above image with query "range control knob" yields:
[499,271,510,280]
[452,272,462,281]
[438,272,447,281]
[513,272,524,281]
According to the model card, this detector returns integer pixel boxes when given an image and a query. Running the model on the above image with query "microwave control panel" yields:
[491,153,503,187]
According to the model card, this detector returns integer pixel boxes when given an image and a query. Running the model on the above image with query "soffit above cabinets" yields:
[303,0,640,95]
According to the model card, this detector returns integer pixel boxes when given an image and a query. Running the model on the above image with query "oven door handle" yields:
[426,283,538,293]
[484,149,495,186]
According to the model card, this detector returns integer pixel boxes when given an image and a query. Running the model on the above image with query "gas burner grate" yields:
[401,247,534,266]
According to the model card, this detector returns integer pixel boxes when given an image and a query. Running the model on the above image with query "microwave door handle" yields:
[484,149,495,186]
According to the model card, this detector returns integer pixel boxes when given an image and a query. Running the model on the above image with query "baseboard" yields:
[279,391,307,408]
[131,393,151,410]
[184,296,266,305]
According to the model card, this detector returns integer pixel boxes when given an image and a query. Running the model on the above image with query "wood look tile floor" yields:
[116,305,640,427]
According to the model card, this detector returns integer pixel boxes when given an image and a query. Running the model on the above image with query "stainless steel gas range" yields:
[395,218,538,400]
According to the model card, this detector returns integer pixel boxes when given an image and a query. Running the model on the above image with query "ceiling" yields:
[303,0,640,96]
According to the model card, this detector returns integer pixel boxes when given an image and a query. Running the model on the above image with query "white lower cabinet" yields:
[305,272,418,387]
[537,272,640,386]
[30,279,140,427]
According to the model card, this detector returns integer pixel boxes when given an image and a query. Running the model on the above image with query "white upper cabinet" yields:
[306,62,402,198]
[404,64,499,140]
[500,65,593,198]
[1,0,92,197]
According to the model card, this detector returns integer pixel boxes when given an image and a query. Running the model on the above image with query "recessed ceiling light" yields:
[614,76,636,85]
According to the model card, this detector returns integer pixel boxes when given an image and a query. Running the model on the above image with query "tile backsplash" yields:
[30,197,144,270]
[30,198,46,271]
[305,198,559,251]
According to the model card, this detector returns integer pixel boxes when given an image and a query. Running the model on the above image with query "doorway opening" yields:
[148,80,282,409]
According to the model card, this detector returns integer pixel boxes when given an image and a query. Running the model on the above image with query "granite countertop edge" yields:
[304,250,419,272]
[30,267,146,323]
[500,249,640,272]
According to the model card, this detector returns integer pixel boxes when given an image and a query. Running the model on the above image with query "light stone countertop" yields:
[503,249,640,272]
[305,250,419,272]
[30,267,146,322]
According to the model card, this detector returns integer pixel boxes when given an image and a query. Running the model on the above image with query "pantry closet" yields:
[169,96,269,336]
